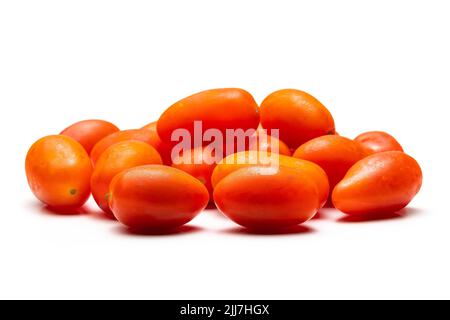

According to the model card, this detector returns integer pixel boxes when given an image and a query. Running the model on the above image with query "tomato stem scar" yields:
[69,188,77,195]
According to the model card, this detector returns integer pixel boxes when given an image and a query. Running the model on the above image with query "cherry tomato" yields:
[332,151,422,215]
[354,131,404,155]
[157,88,260,146]
[61,120,119,154]
[293,135,366,192]
[91,141,162,214]
[90,129,160,165]
[25,135,92,209]
[109,165,209,230]
[171,146,223,200]
[141,121,174,165]
[211,151,329,208]
[260,89,335,149]
[214,166,320,230]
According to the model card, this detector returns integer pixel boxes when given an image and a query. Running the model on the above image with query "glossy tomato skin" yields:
[90,129,160,165]
[211,151,329,208]
[332,151,422,215]
[91,141,162,214]
[171,146,223,200]
[248,131,291,156]
[61,120,119,154]
[109,165,209,231]
[214,166,320,230]
[157,88,260,146]
[141,122,173,165]
[354,131,404,155]
[260,89,335,149]
[293,135,366,192]
[25,135,93,209]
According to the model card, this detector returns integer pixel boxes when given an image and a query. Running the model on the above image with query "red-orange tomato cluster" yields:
[25,88,422,232]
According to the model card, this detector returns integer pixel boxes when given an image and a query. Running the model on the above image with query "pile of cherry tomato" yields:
[25,88,422,232]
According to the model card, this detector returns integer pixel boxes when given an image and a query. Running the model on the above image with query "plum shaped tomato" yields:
[332,151,422,215]
[60,119,119,154]
[91,141,162,214]
[90,129,161,165]
[248,131,291,156]
[213,166,320,230]
[211,151,329,208]
[25,135,92,210]
[293,135,366,192]
[171,146,223,201]
[157,88,260,146]
[109,165,209,231]
[260,89,335,149]
[141,121,174,165]
[354,131,404,155]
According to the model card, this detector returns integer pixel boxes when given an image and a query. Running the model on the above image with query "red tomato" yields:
[25,135,92,210]
[157,88,260,146]
[354,131,404,155]
[214,166,320,230]
[90,129,160,165]
[61,120,119,154]
[91,141,163,214]
[248,131,291,156]
[293,135,366,192]
[332,151,422,215]
[141,121,174,165]
[171,146,222,200]
[109,165,209,231]
[260,89,335,149]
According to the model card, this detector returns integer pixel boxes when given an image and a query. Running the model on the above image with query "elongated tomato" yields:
[212,151,329,208]
[354,131,404,155]
[157,88,260,146]
[61,119,119,154]
[248,131,291,156]
[260,89,335,149]
[91,141,162,214]
[141,121,173,165]
[109,165,209,230]
[332,151,422,215]
[25,135,92,209]
[90,129,160,165]
[293,135,366,191]
[214,166,320,230]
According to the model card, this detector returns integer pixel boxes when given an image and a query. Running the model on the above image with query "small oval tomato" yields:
[248,131,291,156]
[61,120,119,154]
[354,131,404,155]
[141,121,174,165]
[109,165,209,231]
[90,129,160,165]
[211,151,329,208]
[214,166,320,230]
[25,135,92,209]
[171,146,223,200]
[293,135,366,192]
[157,88,260,146]
[332,151,422,215]
[260,89,335,149]
[91,141,162,214]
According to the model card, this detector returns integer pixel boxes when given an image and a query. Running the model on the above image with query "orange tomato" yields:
[332,151,422,215]
[248,131,291,156]
[293,135,366,191]
[171,146,223,200]
[25,135,92,209]
[91,141,163,214]
[211,151,329,208]
[260,89,335,149]
[213,166,320,230]
[109,165,209,231]
[354,131,404,155]
[90,129,160,165]
[61,120,119,154]
[141,122,174,165]
[157,88,260,146]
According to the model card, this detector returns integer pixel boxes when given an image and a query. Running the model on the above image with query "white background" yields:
[1,0,449,299]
